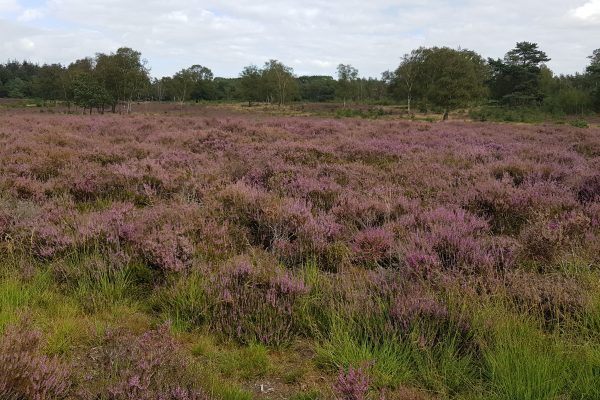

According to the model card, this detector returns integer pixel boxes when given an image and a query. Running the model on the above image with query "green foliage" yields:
[316,325,413,389]
[469,106,549,123]
[262,59,298,106]
[336,64,359,105]
[151,270,208,332]
[482,318,568,400]
[171,65,215,103]
[298,75,336,102]
[488,42,551,106]
[391,46,488,118]
[410,328,477,397]
[0,270,56,331]
[571,119,589,128]
[419,47,488,117]
[239,65,262,105]
[334,107,387,119]
[218,343,272,380]
[72,74,112,111]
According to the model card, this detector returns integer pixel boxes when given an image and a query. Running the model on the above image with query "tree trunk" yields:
[407,95,411,114]
[443,109,449,121]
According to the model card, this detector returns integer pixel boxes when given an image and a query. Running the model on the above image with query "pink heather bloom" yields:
[334,366,370,400]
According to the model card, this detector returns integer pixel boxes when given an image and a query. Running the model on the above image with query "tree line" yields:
[1,42,599,116]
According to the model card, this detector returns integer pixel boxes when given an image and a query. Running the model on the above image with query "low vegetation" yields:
[1,107,599,398]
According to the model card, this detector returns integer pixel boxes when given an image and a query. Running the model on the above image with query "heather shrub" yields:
[402,207,494,274]
[334,365,370,400]
[519,211,591,265]
[208,256,308,346]
[0,319,72,399]
[577,175,600,204]
[124,204,198,273]
[219,183,341,266]
[504,271,590,325]
[77,322,207,400]
[9,176,47,200]
[492,163,528,186]
[390,285,449,331]
[2,110,600,399]
[351,227,395,267]
[465,183,531,235]
[16,202,77,259]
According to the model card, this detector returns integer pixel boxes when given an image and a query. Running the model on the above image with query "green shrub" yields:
[216,342,272,380]
[483,318,568,400]
[316,322,413,389]
[570,119,589,128]
[151,270,208,332]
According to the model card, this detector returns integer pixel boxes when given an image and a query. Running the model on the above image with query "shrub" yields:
[334,365,370,400]
[0,319,72,399]
[151,271,208,331]
[570,119,589,129]
[577,175,600,204]
[390,285,449,331]
[351,227,394,266]
[78,322,207,400]
[208,257,308,346]
[483,318,568,400]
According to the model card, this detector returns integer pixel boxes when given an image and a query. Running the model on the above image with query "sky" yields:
[0,0,599,78]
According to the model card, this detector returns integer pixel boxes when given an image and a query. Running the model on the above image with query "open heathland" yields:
[1,107,600,399]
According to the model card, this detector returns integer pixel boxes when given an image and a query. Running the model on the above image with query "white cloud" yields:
[166,10,189,23]
[18,37,35,50]
[0,0,599,77]
[17,8,43,22]
[0,0,19,13]
[572,0,600,20]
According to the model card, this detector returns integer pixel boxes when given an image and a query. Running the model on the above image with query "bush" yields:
[570,119,589,129]
[208,257,308,346]
[151,270,208,331]
[78,322,207,400]
[334,365,370,400]
[0,319,72,399]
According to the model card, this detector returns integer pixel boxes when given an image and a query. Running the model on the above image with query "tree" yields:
[5,78,27,98]
[298,75,336,102]
[187,65,215,101]
[407,47,488,120]
[586,49,600,111]
[94,48,150,113]
[213,77,240,101]
[391,49,425,113]
[72,74,111,114]
[32,64,67,102]
[239,65,262,106]
[336,64,358,107]
[170,65,215,104]
[262,60,296,106]
[488,42,550,105]
[114,48,150,113]
[172,68,195,104]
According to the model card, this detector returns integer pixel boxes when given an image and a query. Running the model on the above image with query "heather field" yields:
[2,108,600,400]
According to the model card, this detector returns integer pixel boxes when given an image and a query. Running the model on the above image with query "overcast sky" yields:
[1,0,599,78]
